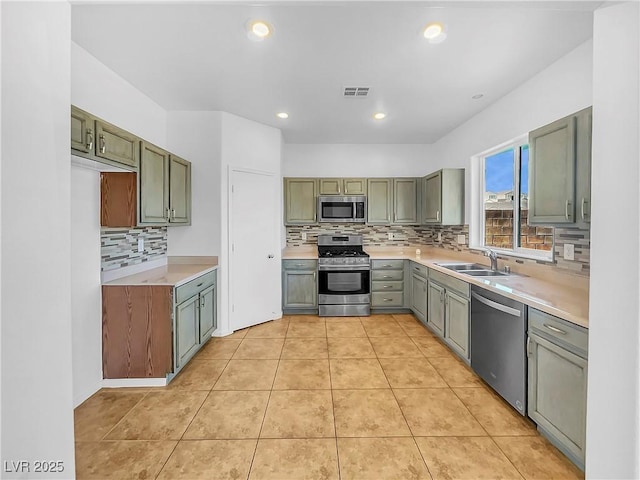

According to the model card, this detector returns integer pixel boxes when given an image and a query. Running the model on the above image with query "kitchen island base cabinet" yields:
[102,269,217,380]
[528,308,588,471]
[282,260,318,314]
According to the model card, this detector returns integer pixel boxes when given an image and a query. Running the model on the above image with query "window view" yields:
[484,144,553,254]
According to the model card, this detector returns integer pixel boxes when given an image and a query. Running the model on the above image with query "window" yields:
[473,136,553,260]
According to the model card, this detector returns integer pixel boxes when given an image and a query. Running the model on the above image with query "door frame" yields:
[227,166,282,332]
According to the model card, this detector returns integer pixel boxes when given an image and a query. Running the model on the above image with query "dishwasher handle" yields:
[471,291,521,317]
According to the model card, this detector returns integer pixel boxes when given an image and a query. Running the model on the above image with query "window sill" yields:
[468,246,554,264]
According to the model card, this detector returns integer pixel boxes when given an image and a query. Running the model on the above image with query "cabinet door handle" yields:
[436,210,440,222]
[166,207,171,220]
[171,209,176,219]
[543,323,567,335]
[313,271,317,280]
[581,198,588,220]
[526,337,532,357]
[201,297,205,307]
[99,134,106,154]
[86,129,93,150]
[565,200,571,220]
[440,290,444,302]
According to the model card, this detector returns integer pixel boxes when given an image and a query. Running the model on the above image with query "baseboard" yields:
[73,379,103,408]
[102,378,167,388]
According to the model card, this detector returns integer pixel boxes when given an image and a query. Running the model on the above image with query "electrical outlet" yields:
[387,232,394,240]
[457,234,466,245]
[137,238,144,253]
[301,232,307,241]
[563,243,575,261]
[437,232,442,242]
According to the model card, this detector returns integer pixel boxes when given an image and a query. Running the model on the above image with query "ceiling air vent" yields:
[343,86,370,98]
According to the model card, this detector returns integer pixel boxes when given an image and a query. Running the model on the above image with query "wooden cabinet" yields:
[282,260,318,313]
[169,155,192,225]
[71,106,95,155]
[95,119,140,170]
[139,141,170,224]
[411,271,428,324]
[284,178,318,225]
[102,269,217,380]
[100,172,137,228]
[139,142,191,226]
[528,308,588,470]
[371,259,405,310]
[367,178,393,225]
[427,269,470,359]
[422,169,465,225]
[393,178,418,224]
[529,107,592,226]
[319,178,367,195]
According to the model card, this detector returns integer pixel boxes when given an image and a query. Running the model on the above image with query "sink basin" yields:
[436,263,487,271]
[460,269,510,277]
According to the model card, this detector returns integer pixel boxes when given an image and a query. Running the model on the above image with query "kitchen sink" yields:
[436,262,511,277]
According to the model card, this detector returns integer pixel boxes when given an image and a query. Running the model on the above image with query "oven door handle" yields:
[318,265,370,272]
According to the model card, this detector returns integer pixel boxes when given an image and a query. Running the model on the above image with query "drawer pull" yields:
[383,285,392,289]
[296,263,305,266]
[382,264,393,268]
[543,323,567,335]
[197,282,204,287]
[382,275,392,279]
[383,298,393,302]
[414,267,420,271]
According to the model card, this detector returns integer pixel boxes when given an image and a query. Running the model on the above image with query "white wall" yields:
[587,3,640,478]
[71,166,102,407]
[70,42,169,405]
[432,39,593,223]
[166,111,222,257]
[219,112,282,334]
[283,143,433,177]
[1,3,75,477]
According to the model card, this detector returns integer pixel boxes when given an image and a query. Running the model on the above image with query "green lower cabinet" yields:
[528,332,587,469]
[410,273,427,323]
[444,290,469,358]
[176,294,200,369]
[282,264,318,313]
[427,280,445,336]
[199,284,217,343]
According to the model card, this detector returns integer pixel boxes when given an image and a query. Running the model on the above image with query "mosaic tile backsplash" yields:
[101,226,167,271]
[286,223,590,275]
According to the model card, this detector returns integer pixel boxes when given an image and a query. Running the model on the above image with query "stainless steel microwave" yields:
[317,196,367,223]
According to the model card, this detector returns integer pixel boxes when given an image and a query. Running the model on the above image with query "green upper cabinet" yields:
[319,178,367,195]
[528,115,577,224]
[367,178,393,225]
[393,178,418,224]
[284,178,318,225]
[575,107,592,225]
[139,141,170,225]
[71,106,95,155]
[422,169,464,225]
[169,155,191,225]
[95,119,139,169]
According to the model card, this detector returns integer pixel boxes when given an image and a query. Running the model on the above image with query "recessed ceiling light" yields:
[423,22,447,44]
[276,112,289,119]
[247,20,272,41]
[373,112,386,120]
[472,94,484,100]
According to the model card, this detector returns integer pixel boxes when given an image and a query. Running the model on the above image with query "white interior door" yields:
[229,168,281,330]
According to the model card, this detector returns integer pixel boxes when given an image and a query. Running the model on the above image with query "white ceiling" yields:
[71,2,595,144]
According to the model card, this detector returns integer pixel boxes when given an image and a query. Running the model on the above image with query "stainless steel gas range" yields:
[317,234,371,317]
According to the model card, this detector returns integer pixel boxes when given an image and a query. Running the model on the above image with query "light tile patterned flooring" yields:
[74,314,584,480]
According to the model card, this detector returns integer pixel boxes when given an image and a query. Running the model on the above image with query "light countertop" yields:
[282,245,589,329]
[102,257,218,287]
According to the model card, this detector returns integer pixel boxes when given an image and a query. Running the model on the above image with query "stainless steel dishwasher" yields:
[470,286,528,415]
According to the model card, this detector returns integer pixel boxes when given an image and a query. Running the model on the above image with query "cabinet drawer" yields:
[372,280,403,292]
[372,291,403,307]
[372,269,403,281]
[176,270,216,305]
[429,269,470,298]
[409,262,428,279]
[372,259,404,270]
[282,259,318,270]
[529,308,588,356]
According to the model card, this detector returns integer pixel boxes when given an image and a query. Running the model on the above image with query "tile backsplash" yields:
[286,223,590,275]
[101,226,167,271]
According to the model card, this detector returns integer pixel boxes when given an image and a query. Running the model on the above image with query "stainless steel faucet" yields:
[484,248,499,271]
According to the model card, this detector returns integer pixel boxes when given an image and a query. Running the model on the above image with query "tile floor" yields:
[74,314,584,480]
